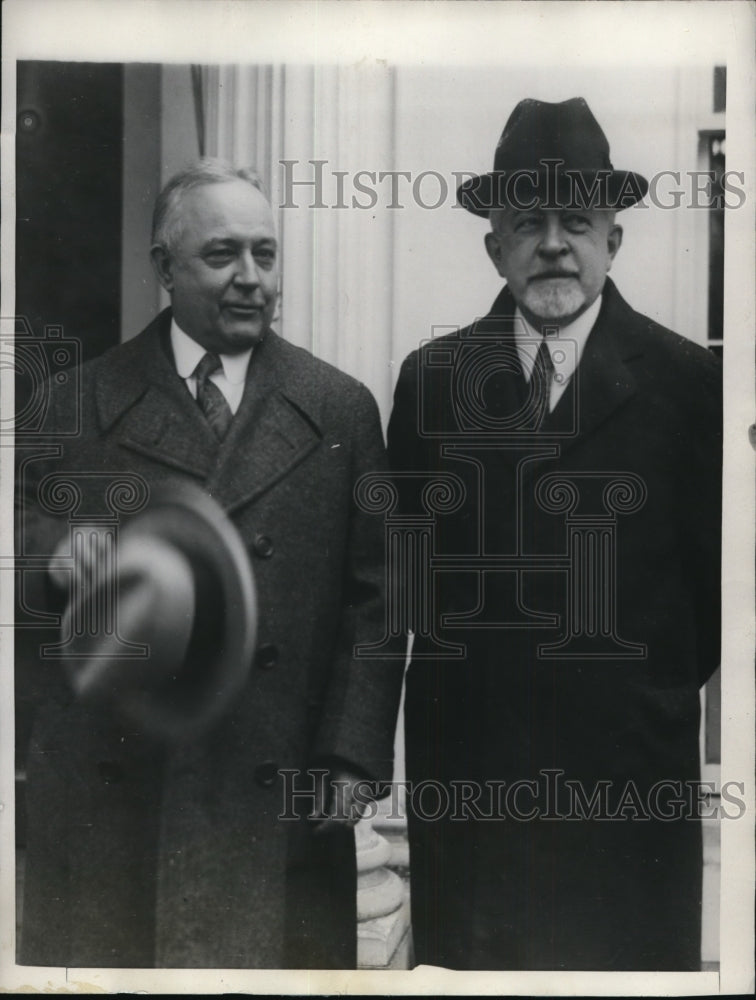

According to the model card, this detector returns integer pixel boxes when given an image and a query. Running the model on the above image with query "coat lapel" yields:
[471,286,528,436]
[481,280,641,451]
[542,279,640,449]
[94,314,323,510]
[207,331,323,514]
[95,310,218,480]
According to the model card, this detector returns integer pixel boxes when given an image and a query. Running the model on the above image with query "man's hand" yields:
[310,767,371,835]
[48,523,113,593]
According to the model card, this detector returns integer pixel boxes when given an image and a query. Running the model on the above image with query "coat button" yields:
[97,761,124,784]
[256,643,278,670]
[254,760,278,788]
[253,534,274,558]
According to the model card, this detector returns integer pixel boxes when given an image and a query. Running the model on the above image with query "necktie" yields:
[193,352,234,440]
[531,338,554,429]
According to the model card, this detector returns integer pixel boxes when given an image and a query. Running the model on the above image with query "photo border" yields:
[1,1,753,995]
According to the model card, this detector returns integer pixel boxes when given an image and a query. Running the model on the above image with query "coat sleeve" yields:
[386,351,432,635]
[678,347,723,687]
[311,382,405,787]
[15,372,90,753]
[387,351,422,483]
[15,374,80,572]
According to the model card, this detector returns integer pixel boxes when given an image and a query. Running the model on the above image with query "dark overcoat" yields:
[17,310,403,968]
[387,279,722,971]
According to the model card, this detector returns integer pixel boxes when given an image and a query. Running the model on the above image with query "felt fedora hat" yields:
[62,482,257,743]
[457,97,648,217]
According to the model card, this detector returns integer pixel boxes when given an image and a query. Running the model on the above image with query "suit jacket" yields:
[387,279,722,970]
[17,309,404,968]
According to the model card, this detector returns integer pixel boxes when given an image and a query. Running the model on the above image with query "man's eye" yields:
[563,215,589,232]
[514,216,542,233]
[254,249,276,267]
[204,249,234,265]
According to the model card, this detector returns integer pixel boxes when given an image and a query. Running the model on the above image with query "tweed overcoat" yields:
[387,279,722,971]
[17,309,403,968]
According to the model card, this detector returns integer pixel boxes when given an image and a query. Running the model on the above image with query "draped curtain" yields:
[196,64,399,426]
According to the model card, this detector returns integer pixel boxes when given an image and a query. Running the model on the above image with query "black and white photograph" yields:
[1,1,754,995]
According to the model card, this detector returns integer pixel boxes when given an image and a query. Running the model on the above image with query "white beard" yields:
[521,279,585,323]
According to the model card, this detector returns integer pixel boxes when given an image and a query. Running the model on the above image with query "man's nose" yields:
[233,250,260,284]
[538,218,569,255]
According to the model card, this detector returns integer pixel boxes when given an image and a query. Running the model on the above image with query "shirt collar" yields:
[514,294,602,381]
[170,318,253,385]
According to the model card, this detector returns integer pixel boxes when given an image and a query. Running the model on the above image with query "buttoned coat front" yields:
[18,310,403,968]
[388,279,722,971]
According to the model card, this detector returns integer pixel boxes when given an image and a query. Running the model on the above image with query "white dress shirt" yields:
[514,294,602,412]
[170,319,252,415]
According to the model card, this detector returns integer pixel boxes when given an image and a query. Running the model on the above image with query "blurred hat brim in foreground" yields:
[62,483,257,743]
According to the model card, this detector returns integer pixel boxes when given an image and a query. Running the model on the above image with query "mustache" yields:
[529,270,579,281]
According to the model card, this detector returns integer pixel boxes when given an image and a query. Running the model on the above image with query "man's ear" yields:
[485,231,506,277]
[606,224,623,269]
[150,245,174,292]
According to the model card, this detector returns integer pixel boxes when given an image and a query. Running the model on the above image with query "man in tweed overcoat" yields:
[17,160,403,968]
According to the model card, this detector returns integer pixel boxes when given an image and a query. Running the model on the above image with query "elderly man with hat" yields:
[17,159,404,968]
[388,98,722,970]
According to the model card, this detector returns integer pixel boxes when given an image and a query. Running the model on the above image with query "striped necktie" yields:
[193,352,234,441]
[531,338,555,429]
